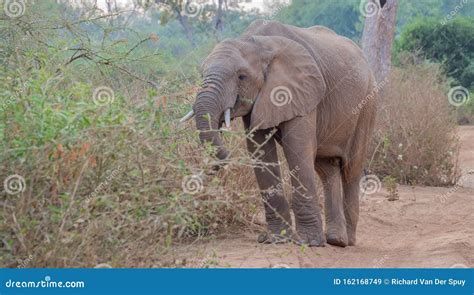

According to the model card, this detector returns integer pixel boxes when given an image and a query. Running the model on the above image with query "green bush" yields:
[395,17,474,90]
[275,0,363,40]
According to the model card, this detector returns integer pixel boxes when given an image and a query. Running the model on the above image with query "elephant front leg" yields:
[253,161,294,244]
[244,119,292,243]
[280,113,325,247]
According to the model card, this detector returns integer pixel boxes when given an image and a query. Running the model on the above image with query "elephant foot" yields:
[258,220,295,244]
[258,211,294,243]
[326,231,348,247]
[347,233,356,246]
[295,224,326,247]
[347,227,356,246]
[326,222,348,247]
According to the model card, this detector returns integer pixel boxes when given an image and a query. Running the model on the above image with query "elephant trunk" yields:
[193,75,230,161]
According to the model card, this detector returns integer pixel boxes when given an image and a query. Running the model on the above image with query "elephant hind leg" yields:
[341,136,366,246]
[342,177,360,246]
[341,90,376,246]
[315,158,348,247]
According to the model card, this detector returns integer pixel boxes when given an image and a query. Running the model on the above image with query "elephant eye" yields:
[238,74,247,81]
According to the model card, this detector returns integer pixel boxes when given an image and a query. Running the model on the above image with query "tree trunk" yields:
[175,9,195,45]
[361,0,399,84]
[214,0,225,41]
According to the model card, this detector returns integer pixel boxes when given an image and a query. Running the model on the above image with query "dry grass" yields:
[369,63,460,186]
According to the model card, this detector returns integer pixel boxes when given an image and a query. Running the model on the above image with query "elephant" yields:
[181,20,377,247]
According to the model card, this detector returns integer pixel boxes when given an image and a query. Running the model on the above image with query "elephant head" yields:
[180,35,326,160]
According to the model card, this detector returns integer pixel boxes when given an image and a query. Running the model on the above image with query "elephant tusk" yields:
[224,109,231,129]
[179,110,194,123]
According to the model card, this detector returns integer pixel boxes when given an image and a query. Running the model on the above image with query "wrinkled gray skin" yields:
[192,20,377,247]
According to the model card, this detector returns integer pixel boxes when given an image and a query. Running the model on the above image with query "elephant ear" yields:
[250,35,326,130]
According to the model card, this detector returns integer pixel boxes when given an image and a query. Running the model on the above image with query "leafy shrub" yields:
[0,3,260,268]
[395,17,474,90]
[0,59,260,267]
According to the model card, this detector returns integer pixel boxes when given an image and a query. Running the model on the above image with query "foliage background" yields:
[0,0,472,267]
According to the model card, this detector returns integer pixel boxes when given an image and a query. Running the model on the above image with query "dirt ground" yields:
[187,126,474,268]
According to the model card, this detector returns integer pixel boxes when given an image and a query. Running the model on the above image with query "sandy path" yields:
[188,127,474,268]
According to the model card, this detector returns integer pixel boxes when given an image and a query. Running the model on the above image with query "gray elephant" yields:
[181,20,377,247]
